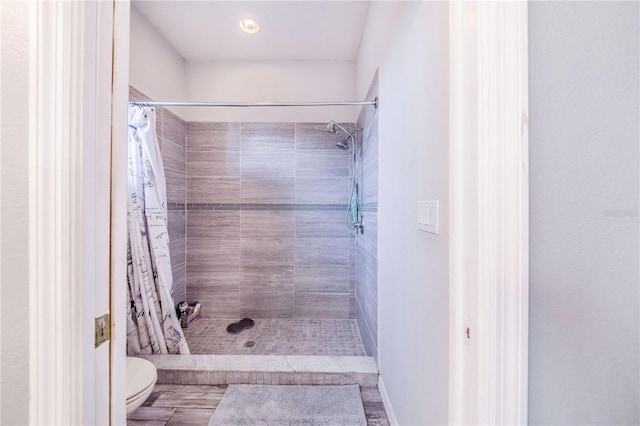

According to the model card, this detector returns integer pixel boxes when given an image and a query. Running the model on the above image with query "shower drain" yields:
[244,340,256,348]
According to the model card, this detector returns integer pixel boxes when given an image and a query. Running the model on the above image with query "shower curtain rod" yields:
[128,98,378,108]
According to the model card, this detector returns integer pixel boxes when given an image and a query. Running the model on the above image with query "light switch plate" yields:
[418,200,439,234]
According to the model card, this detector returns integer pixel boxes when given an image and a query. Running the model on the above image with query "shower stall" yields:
[128,76,379,362]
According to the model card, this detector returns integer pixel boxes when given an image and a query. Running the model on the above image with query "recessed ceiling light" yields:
[240,18,260,34]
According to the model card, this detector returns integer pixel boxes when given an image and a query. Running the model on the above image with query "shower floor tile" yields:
[183,318,367,356]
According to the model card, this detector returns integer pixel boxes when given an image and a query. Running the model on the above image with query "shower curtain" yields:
[126,105,189,355]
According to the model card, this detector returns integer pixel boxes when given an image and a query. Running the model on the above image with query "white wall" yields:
[130,4,358,124]
[355,1,404,101]
[529,2,639,424]
[360,2,450,424]
[0,2,31,424]
[129,5,186,115]
[183,60,356,123]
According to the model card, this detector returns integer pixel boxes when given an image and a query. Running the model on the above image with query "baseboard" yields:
[378,375,399,426]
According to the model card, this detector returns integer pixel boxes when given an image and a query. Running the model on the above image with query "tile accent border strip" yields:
[169,202,372,212]
[167,202,186,211]
[361,202,378,212]
[184,203,350,212]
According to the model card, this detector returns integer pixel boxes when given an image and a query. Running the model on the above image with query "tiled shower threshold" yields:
[139,354,379,387]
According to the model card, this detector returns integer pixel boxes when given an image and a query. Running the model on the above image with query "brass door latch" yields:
[95,313,110,348]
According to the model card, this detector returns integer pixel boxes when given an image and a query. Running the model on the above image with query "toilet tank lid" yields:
[126,357,158,399]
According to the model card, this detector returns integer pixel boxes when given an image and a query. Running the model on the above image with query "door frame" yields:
[449,1,529,424]
[110,1,131,425]
[27,0,130,424]
[28,1,93,423]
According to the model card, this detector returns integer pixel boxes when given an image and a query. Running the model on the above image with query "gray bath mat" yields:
[208,384,367,426]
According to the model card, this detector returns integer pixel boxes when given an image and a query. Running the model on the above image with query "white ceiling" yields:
[132,1,371,62]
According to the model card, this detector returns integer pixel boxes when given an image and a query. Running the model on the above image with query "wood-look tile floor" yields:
[128,384,390,426]
[183,318,367,356]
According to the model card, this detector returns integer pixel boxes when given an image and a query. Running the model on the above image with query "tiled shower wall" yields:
[129,87,187,306]
[355,74,379,357]
[186,122,357,319]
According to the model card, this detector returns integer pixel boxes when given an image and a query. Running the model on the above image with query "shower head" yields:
[325,120,354,151]
[335,137,349,150]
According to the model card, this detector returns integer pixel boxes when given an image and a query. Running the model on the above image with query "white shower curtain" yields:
[126,105,189,355]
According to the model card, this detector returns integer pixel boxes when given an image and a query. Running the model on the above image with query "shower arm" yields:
[331,122,354,139]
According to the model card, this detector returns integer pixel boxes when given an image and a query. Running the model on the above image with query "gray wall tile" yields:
[241,237,294,267]
[294,293,351,319]
[355,73,379,356]
[241,123,295,151]
[187,122,241,150]
[166,170,186,204]
[241,177,294,203]
[187,238,241,270]
[295,150,349,177]
[356,265,377,321]
[187,289,239,318]
[187,211,240,239]
[364,291,377,344]
[187,176,241,203]
[156,107,164,142]
[172,262,186,304]
[350,231,356,252]
[295,265,349,293]
[241,211,294,238]
[186,269,241,293]
[239,266,294,293]
[163,109,186,147]
[295,211,353,238]
[294,177,349,204]
[350,294,356,319]
[241,150,294,177]
[295,238,351,266]
[187,149,241,177]
[161,138,186,173]
[356,298,378,357]
[358,212,377,257]
[349,266,356,293]
[173,288,186,307]
[170,237,186,268]
[180,118,361,319]
[168,210,186,241]
[356,235,377,288]
[239,292,294,318]
[362,119,379,170]
[172,257,186,277]
[362,161,378,204]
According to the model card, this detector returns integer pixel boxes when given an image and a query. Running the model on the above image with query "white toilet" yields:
[126,357,158,416]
